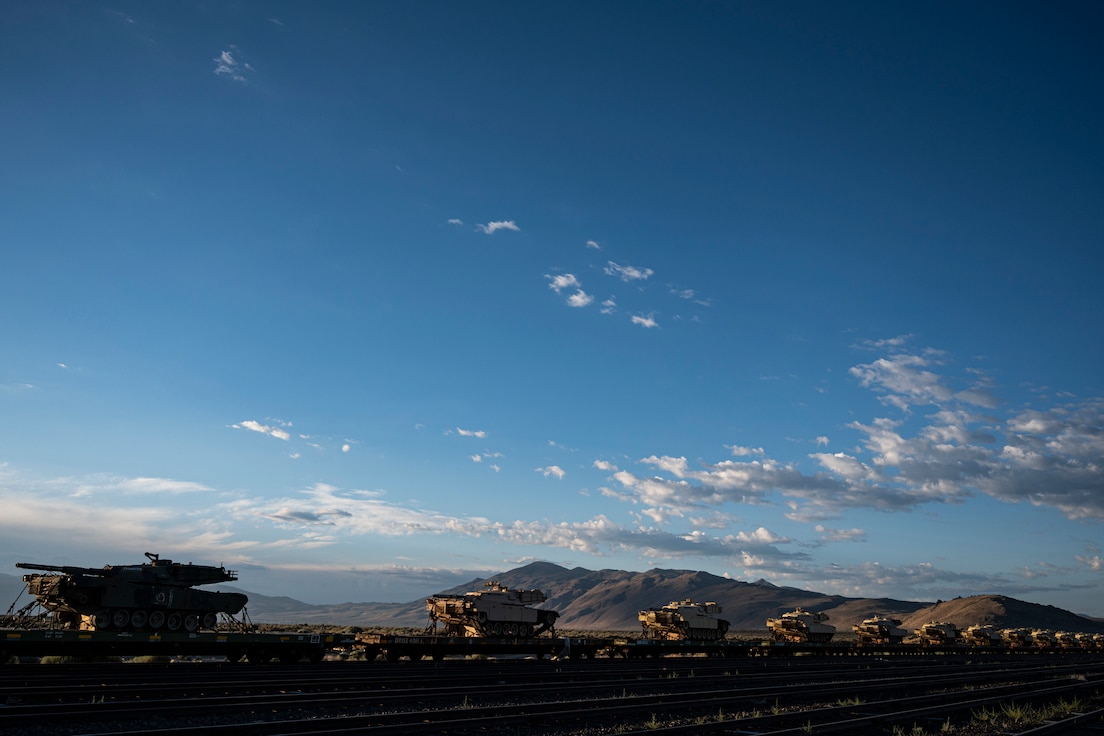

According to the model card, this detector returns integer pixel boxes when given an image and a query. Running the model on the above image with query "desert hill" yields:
[899,595,1104,634]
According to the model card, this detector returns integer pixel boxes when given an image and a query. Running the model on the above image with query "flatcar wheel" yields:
[92,611,112,629]
[202,612,218,629]
[183,614,200,632]
[507,623,518,637]
[166,613,183,631]
[147,610,165,629]
[112,610,131,629]
[490,622,502,636]
[130,610,149,628]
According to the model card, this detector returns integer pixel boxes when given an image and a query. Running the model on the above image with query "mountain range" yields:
[4,562,1102,635]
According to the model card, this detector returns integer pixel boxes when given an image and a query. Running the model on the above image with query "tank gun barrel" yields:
[16,562,107,576]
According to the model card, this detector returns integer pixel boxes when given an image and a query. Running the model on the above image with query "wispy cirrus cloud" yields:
[213,47,254,83]
[233,420,291,441]
[605,261,654,282]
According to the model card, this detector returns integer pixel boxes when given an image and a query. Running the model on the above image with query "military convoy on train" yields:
[6,553,1104,662]
[14,552,247,632]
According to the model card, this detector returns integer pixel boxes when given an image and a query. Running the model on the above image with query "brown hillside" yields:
[901,595,1104,634]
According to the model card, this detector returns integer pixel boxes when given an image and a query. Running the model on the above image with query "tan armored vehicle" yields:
[851,614,907,645]
[766,608,835,643]
[1030,629,1056,648]
[426,581,558,638]
[1000,628,1032,648]
[638,599,730,641]
[963,624,1001,647]
[913,621,961,646]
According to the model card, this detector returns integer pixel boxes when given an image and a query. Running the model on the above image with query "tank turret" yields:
[913,621,961,646]
[851,614,907,645]
[766,608,835,643]
[638,599,729,641]
[16,552,247,632]
[426,581,558,638]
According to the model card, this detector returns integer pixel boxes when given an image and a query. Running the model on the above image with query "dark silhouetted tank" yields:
[17,552,248,631]
[425,581,558,637]
[638,599,730,640]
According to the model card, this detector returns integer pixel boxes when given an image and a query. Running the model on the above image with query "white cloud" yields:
[448,218,464,226]
[341,444,350,453]
[600,298,616,314]
[234,420,291,441]
[213,47,253,83]
[477,220,519,234]
[605,261,654,282]
[631,314,658,328]
[586,239,601,249]
[547,273,581,293]
[537,465,566,480]
[456,427,487,438]
[567,290,594,307]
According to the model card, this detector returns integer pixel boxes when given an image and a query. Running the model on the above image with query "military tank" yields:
[963,624,1001,647]
[913,621,961,646]
[851,614,908,645]
[425,581,558,638]
[16,552,248,631]
[1000,628,1032,648]
[766,608,836,643]
[638,599,730,641]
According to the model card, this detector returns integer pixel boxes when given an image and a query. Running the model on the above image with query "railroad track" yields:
[3,656,1103,735]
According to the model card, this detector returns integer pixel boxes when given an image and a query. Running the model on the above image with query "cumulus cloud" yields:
[448,218,464,226]
[589,347,1104,523]
[537,465,566,480]
[456,427,487,438]
[567,290,594,307]
[547,274,580,293]
[477,220,519,234]
[631,314,658,328]
[586,240,601,249]
[605,261,654,282]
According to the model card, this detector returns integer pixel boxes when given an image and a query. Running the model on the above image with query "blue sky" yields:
[2,1,1103,615]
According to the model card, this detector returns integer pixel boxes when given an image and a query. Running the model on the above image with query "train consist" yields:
[14,552,247,632]
[5,556,1104,663]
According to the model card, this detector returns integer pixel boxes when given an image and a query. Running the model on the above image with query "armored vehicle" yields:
[1000,628,1032,648]
[851,614,908,645]
[914,621,961,646]
[638,599,730,641]
[963,624,1001,647]
[426,581,558,638]
[766,608,836,643]
[17,552,247,631]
